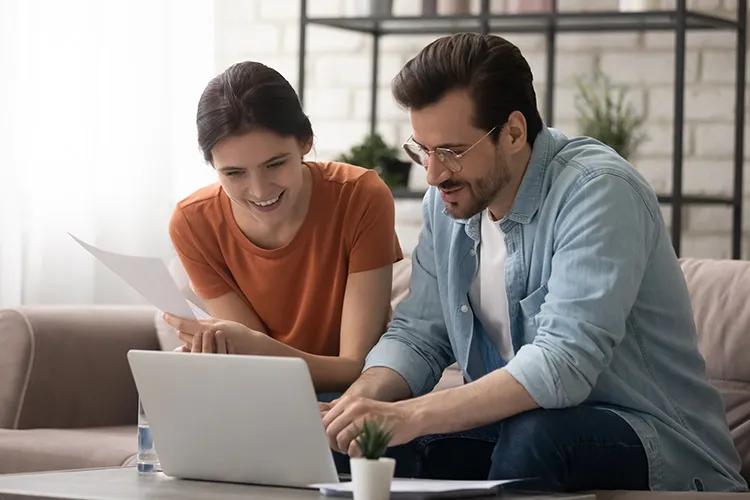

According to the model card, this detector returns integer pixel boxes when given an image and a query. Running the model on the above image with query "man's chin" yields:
[444,201,483,220]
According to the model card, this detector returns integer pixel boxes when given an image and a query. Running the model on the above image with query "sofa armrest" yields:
[0,306,159,430]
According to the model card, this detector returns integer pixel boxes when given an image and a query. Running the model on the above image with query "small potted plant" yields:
[574,70,646,161]
[336,133,412,190]
[349,419,395,500]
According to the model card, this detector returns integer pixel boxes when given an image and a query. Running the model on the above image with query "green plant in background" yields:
[354,419,392,460]
[336,133,411,189]
[574,70,646,161]
[335,132,399,171]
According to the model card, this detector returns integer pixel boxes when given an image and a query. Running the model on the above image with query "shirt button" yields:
[460,304,469,313]
[469,248,476,256]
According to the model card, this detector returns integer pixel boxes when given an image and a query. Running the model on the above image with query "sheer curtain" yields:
[0,0,217,306]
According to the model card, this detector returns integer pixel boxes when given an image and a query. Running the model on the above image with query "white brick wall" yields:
[214,0,750,259]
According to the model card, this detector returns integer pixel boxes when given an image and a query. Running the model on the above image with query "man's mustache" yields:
[439,180,465,191]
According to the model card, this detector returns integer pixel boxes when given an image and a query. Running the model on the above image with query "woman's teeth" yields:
[252,194,280,207]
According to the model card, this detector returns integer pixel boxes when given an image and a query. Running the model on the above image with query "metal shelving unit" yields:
[298,0,747,258]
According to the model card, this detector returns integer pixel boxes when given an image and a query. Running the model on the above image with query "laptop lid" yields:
[127,350,339,488]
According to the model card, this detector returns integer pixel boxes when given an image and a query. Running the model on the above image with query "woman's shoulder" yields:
[170,183,224,233]
[175,182,223,212]
[310,161,389,196]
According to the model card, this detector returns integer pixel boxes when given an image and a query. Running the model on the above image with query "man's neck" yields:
[488,145,532,221]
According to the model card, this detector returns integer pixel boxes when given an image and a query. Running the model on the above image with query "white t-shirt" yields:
[468,209,514,362]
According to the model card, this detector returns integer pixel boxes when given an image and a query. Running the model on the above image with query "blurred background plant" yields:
[574,70,646,161]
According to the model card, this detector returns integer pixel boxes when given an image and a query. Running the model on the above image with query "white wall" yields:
[213,0,750,258]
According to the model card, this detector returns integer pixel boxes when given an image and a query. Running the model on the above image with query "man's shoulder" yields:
[546,132,658,211]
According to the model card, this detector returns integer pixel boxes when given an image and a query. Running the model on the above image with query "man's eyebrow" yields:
[412,137,468,150]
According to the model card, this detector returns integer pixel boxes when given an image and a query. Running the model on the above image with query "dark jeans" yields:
[332,406,650,492]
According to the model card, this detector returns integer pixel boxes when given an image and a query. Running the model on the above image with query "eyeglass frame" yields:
[402,125,499,174]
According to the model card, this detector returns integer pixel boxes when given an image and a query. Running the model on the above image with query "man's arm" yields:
[357,191,456,398]
[404,369,537,436]
[404,172,657,435]
[342,367,412,402]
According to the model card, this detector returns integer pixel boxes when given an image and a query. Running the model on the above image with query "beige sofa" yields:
[0,258,748,493]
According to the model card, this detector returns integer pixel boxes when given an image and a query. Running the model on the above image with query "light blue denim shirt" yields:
[364,127,748,492]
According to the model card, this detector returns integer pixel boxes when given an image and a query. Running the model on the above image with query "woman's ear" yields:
[300,137,313,157]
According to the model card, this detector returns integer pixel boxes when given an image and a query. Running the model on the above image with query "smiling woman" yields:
[167,61,403,394]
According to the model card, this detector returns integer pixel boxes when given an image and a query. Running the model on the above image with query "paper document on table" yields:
[70,233,210,320]
[314,479,522,499]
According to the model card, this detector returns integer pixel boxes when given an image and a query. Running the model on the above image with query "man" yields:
[321,33,747,492]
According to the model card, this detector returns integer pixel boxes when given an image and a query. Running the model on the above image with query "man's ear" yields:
[504,111,528,155]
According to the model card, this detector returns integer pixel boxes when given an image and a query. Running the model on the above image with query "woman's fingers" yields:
[164,313,212,334]
[215,330,228,354]
[191,331,204,353]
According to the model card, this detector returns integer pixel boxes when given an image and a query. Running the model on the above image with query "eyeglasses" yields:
[402,125,499,174]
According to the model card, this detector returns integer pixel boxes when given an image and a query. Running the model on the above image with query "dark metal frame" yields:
[298,0,747,259]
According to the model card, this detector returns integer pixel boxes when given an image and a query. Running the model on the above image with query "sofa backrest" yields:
[679,258,750,482]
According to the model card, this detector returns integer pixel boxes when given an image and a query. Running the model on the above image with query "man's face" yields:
[408,90,511,220]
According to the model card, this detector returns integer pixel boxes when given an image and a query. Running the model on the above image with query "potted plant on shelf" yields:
[336,132,412,190]
[349,419,395,500]
[574,70,646,161]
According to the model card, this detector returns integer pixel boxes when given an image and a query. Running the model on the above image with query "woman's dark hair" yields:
[392,33,543,144]
[196,61,313,162]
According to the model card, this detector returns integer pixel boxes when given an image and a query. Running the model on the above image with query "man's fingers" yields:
[191,331,203,353]
[337,421,362,455]
[322,396,350,429]
[215,330,228,354]
[347,431,363,458]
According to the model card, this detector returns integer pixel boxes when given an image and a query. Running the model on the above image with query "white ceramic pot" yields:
[350,457,396,500]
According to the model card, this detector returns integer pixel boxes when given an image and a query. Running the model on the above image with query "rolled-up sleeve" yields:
[503,172,656,408]
[364,194,455,397]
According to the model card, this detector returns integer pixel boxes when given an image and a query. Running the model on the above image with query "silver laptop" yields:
[127,350,340,488]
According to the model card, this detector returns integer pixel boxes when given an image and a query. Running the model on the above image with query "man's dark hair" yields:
[392,33,543,145]
[196,61,313,162]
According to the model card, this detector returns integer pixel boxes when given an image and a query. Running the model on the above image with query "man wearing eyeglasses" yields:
[321,33,747,493]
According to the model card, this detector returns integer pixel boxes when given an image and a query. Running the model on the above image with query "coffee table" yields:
[0,467,596,500]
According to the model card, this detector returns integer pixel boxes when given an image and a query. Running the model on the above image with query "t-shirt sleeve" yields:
[346,171,404,274]
[168,206,233,299]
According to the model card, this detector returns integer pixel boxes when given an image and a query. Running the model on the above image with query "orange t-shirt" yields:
[168,161,403,356]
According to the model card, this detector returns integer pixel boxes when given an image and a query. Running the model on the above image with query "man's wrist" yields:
[399,396,438,437]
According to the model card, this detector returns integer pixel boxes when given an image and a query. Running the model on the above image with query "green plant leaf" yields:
[354,419,392,460]
[573,70,646,161]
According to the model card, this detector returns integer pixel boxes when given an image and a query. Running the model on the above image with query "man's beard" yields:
[442,155,510,220]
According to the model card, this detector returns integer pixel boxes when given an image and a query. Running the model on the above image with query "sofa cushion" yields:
[679,258,750,482]
[0,426,136,474]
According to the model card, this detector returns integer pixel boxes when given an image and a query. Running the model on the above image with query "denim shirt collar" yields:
[453,126,554,240]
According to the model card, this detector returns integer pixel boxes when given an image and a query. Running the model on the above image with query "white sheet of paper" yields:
[70,233,209,320]
[314,479,521,498]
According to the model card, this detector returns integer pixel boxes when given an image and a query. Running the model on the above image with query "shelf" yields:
[394,191,737,205]
[304,10,740,35]
[657,194,736,206]
[391,188,426,200]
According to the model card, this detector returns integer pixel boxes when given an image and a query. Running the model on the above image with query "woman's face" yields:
[211,129,311,225]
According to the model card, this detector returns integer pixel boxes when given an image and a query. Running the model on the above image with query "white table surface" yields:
[0,467,596,500]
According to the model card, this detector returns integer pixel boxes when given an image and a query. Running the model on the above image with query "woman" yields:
[165,61,403,393]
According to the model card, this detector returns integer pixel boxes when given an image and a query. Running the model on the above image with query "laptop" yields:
[126,350,340,488]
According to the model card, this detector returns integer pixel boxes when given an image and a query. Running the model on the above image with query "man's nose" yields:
[424,154,452,187]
